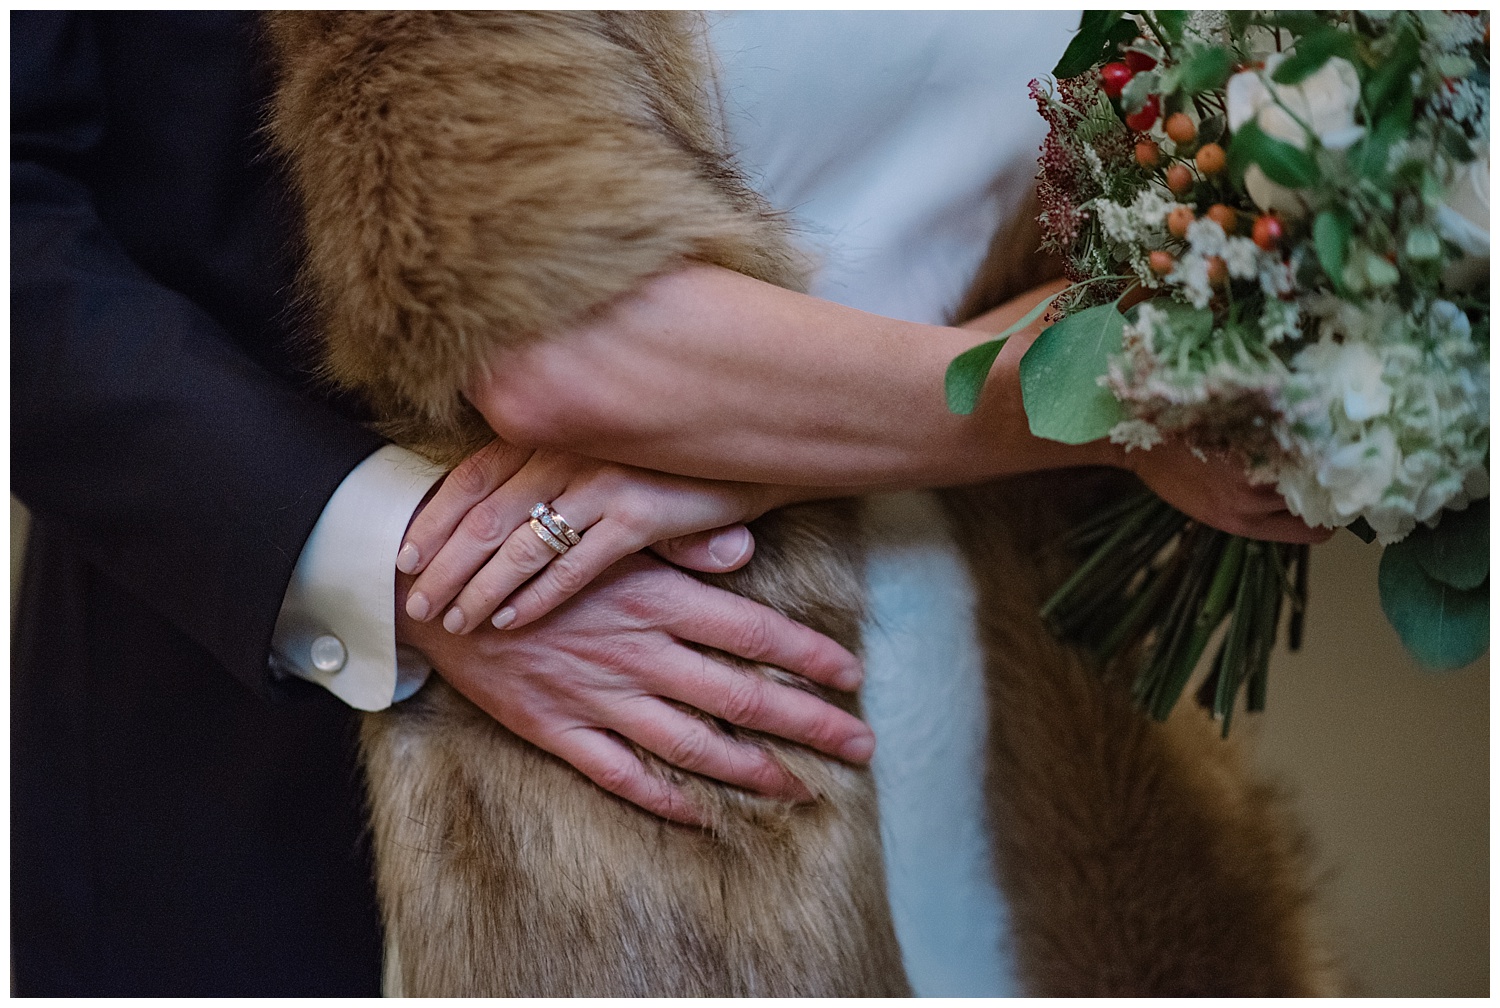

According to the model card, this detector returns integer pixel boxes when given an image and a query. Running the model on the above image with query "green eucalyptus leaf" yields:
[1227,11,1252,36]
[1019,303,1128,445]
[1254,12,1326,36]
[1405,227,1442,261]
[1154,11,1188,44]
[1362,250,1399,288]
[1120,71,1159,115]
[1154,301,1214,344]
[1231,119,1319,189]
[1105,17,1138,50]
[945,339,1008,416]
[1365,28,1420,115]
[1271,28,1358,85]
[1055,10,1125,78]
[1313,210,1351,292]
[946,288,1070,414]
[1379,539,1489,670]
[1178,45,1233,94]
[1408,505,1489,591]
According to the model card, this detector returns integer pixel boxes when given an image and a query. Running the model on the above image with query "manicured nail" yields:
[443,607,466,634]
[405,591,430,621]
[708,526,753,567]
[491,607,516,630]
[396,542,421,574]
[837,664,864,691]
[840,733,875,763]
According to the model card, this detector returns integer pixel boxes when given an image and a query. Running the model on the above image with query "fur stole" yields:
[265,11,1338,996]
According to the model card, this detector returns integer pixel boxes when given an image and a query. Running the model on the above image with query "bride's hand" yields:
[396,553,874,825]
[398,439,799,634]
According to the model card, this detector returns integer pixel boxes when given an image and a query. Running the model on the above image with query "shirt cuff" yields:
[272,443,446,710]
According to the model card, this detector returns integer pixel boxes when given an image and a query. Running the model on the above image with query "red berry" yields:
[1125,94,1161,131]
[1101,62,1134,99]
[1125,44,1157,72]
[1252,213,1285,251]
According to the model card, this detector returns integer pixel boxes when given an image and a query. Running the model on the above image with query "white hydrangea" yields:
[1266,296,1488,542]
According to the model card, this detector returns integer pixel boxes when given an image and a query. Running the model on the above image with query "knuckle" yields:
[447,454,497,498]
[730,611,773,661]
[662,729,711,770]
[591,759,638,797]
[719,676,767,726]
[463,499,513,544]
[544,556,591,597]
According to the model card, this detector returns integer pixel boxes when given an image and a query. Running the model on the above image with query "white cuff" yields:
[272,444,446,710]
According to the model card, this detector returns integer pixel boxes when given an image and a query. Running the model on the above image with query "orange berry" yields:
[1135,138,1162,168]
[1166,206,1195,239]
[1206,256,1228,286]
[1165,112,1197,144]
[1195,142,1227,175]
[1149,250,1175,275]
[1206,204,1237,234]
[1251,213,1284,251]
[1165,163,1194,195]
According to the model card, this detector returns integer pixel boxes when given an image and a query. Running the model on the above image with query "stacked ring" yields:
[529,502,581,555]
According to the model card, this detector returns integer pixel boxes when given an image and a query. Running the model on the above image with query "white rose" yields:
[1227,53,1364,216]
[1437,156,1490,290]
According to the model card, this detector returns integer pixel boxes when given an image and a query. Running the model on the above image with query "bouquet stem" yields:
[1045,491,1308,735]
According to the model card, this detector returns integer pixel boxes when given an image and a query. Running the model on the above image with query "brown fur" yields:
[265,10,1335,997]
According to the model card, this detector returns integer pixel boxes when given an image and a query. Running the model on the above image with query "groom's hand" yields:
[395,553,874,825]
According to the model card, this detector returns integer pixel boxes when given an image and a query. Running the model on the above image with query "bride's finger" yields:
[406,471,559,624]
[396,440,531,577]
[441,501,618,633]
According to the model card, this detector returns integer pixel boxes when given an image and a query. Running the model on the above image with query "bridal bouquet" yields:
[949,11,1489,730]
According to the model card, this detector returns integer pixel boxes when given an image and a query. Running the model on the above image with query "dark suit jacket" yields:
[13,12,386,994]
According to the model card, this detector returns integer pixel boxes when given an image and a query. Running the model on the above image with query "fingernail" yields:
[396,542,421,574]
[491,607,516,630]
[405,592,430,621]
[840,733,875,763]
[443,607,466,634]
[708,526,753,567]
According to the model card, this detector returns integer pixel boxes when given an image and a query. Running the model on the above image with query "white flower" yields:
[1295,339,1393,423]
[1227,53,1363,216]
[1108,418,1164,451]
[1316,424,1400,521]
[1437,156,1490,291]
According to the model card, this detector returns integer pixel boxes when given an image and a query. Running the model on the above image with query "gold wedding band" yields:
[529,502,581,555]
[529,518,570,555]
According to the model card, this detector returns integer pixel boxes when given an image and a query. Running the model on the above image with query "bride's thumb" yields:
[649,525,755,573]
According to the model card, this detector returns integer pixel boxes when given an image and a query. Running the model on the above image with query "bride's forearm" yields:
[466,264,1120,490]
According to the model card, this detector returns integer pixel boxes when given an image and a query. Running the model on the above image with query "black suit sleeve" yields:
[11,12,385,698]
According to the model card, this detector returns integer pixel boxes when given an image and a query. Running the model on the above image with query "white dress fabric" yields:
[710,12,1077,996]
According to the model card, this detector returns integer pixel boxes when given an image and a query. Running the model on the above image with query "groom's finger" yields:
[545,725,703,826]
